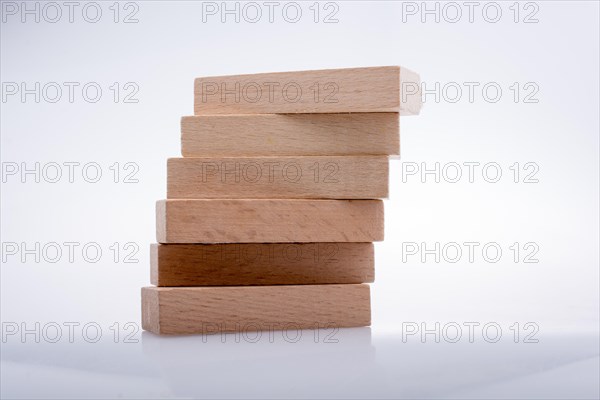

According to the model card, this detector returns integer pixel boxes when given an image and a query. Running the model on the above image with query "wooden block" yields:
[156,199,384,243]
[181,113,399,157]
[150,243,374,286]
[141,284,371,335]
[167,156,388,199]
[194,66,421,115]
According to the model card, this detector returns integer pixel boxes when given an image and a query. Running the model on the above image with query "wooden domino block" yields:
[167,156,388,199]
[142,284,371,335]
[194,66,421,115]
[151,243,374,286]
[181,113,399,157]
[156,199,384,243]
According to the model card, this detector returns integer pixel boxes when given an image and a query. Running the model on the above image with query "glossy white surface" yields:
[2,328,599,399]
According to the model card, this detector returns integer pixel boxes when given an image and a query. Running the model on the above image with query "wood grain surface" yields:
[181,113,399,156]
[150,243,374,286]
[194,66,421,115]
[142,284,371,335]
[156,199,384,243]
[167,156,388,199]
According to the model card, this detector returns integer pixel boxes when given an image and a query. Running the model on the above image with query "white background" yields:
[1,1,599,398]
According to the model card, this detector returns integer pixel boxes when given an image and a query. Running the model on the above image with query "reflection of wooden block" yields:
[156,199,384,243]
[142,284,371,335]
[181,113,399,157]
[150,243,374,286]
[194,66,421,115]
[167,156,388,199]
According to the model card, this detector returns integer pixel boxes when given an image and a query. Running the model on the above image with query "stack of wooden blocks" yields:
[142,66,421,335]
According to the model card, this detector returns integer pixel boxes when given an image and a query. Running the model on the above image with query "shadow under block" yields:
[156,199,384,243]
[194,66,421,115]
[142,284,371,335]
[181,113,400,157]
[150,243,374,286]
[167,156,388,199]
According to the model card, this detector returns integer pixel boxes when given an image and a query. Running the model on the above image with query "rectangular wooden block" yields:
[167,156,388,199]
[181,113,400,157]
[194,66,421,115]
[150,243,374,286]
[156,199,384,243]
[142,284,371,335]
